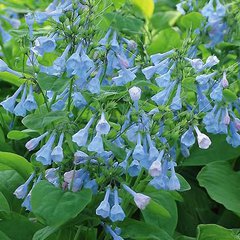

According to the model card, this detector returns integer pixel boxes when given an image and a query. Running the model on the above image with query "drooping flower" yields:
[194,126,212,149]
[170,83,182,111]
[123,184,151,210]
[96,112,110,135]
[168,161,180,190]
[51,133,64,163]
[36,132,56,165]
[0,84,24,113]
[96,187,111,218]
[25,131,49,151]
[31,34,57,56]
[45,168,59,187]
[148,152,162,177]
[24,84,38,111]
[181,127,195,147]
[13,84,27,117]
[110,189,125,222]
[72,116,95,147]
[129,86,141,111]
[14,172,35,199]
[88,132,104,153]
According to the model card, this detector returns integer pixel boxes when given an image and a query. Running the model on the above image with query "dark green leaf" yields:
[119,218,173,240]
[0,213,41,240]
[197,224,239,240]
[197,161,240,216]
[181,134,240,166]
[32,226,58,240]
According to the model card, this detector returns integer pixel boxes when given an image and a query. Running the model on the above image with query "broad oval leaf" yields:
[132,0,154,18]
[197,161,240,216]
[0,152,33,179]
[31,181,92,226]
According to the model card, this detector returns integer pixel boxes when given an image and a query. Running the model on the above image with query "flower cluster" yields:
[0,0,238,239]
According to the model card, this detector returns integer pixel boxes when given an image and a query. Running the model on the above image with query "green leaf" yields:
[177,173,191,192]
[0,170,25,207]
[132,0,154,18]
[0,213,41,240]
[143,187,177,235]
[142,199,171,220]
[182,77,197,92]
[181,134,240,166]
[197,224,239,240]
[179,12,205,30]
[103,138,126,160]
[31,181,92,226]
[197,161,240,216]
[22,111,68,130]
[0,192,10,213]
[104,12,144,34]
[32,226,58,240]
[37,73,69,92]
[151,11,181,30]
[223,89,238,102]
[0,72,24,87]
[0,231,11,240]
[119,218,173,240]
[7,130,29,140]
[0,152,33,179]
[147,28,182,54]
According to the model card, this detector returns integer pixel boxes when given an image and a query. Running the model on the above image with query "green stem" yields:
[67,77,74,112]
[73,226,81,240]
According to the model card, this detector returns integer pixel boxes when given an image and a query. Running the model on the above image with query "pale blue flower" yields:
[45,167,59,187]
[0,84,24,113]
[25,131,49,151]
[72,116,95,147]
[32,35,57,56]
[96,187,111,218]
[150,50,175,65]
[13,84,27,117]
[181,127,195,147]
[51,133,64,163]
[14,173,35,199]
[110,189,125,222]
[36,133,56,165]
[170,83,182,111]
[72,91,87,109]
[96,112,110,135]
[24,84,38,111]
[88,132,104,153]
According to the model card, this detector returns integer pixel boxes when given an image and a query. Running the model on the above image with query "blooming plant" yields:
[0,0,239,239]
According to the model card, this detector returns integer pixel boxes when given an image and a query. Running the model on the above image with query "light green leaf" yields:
[132,0,154,18]
[0,152,33,179]
[7,130,29,140]
[31,181,92,226]
[147,28,182,54]
[179,12,205,30]
[151,11,181,30]
[22,111,68,130]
